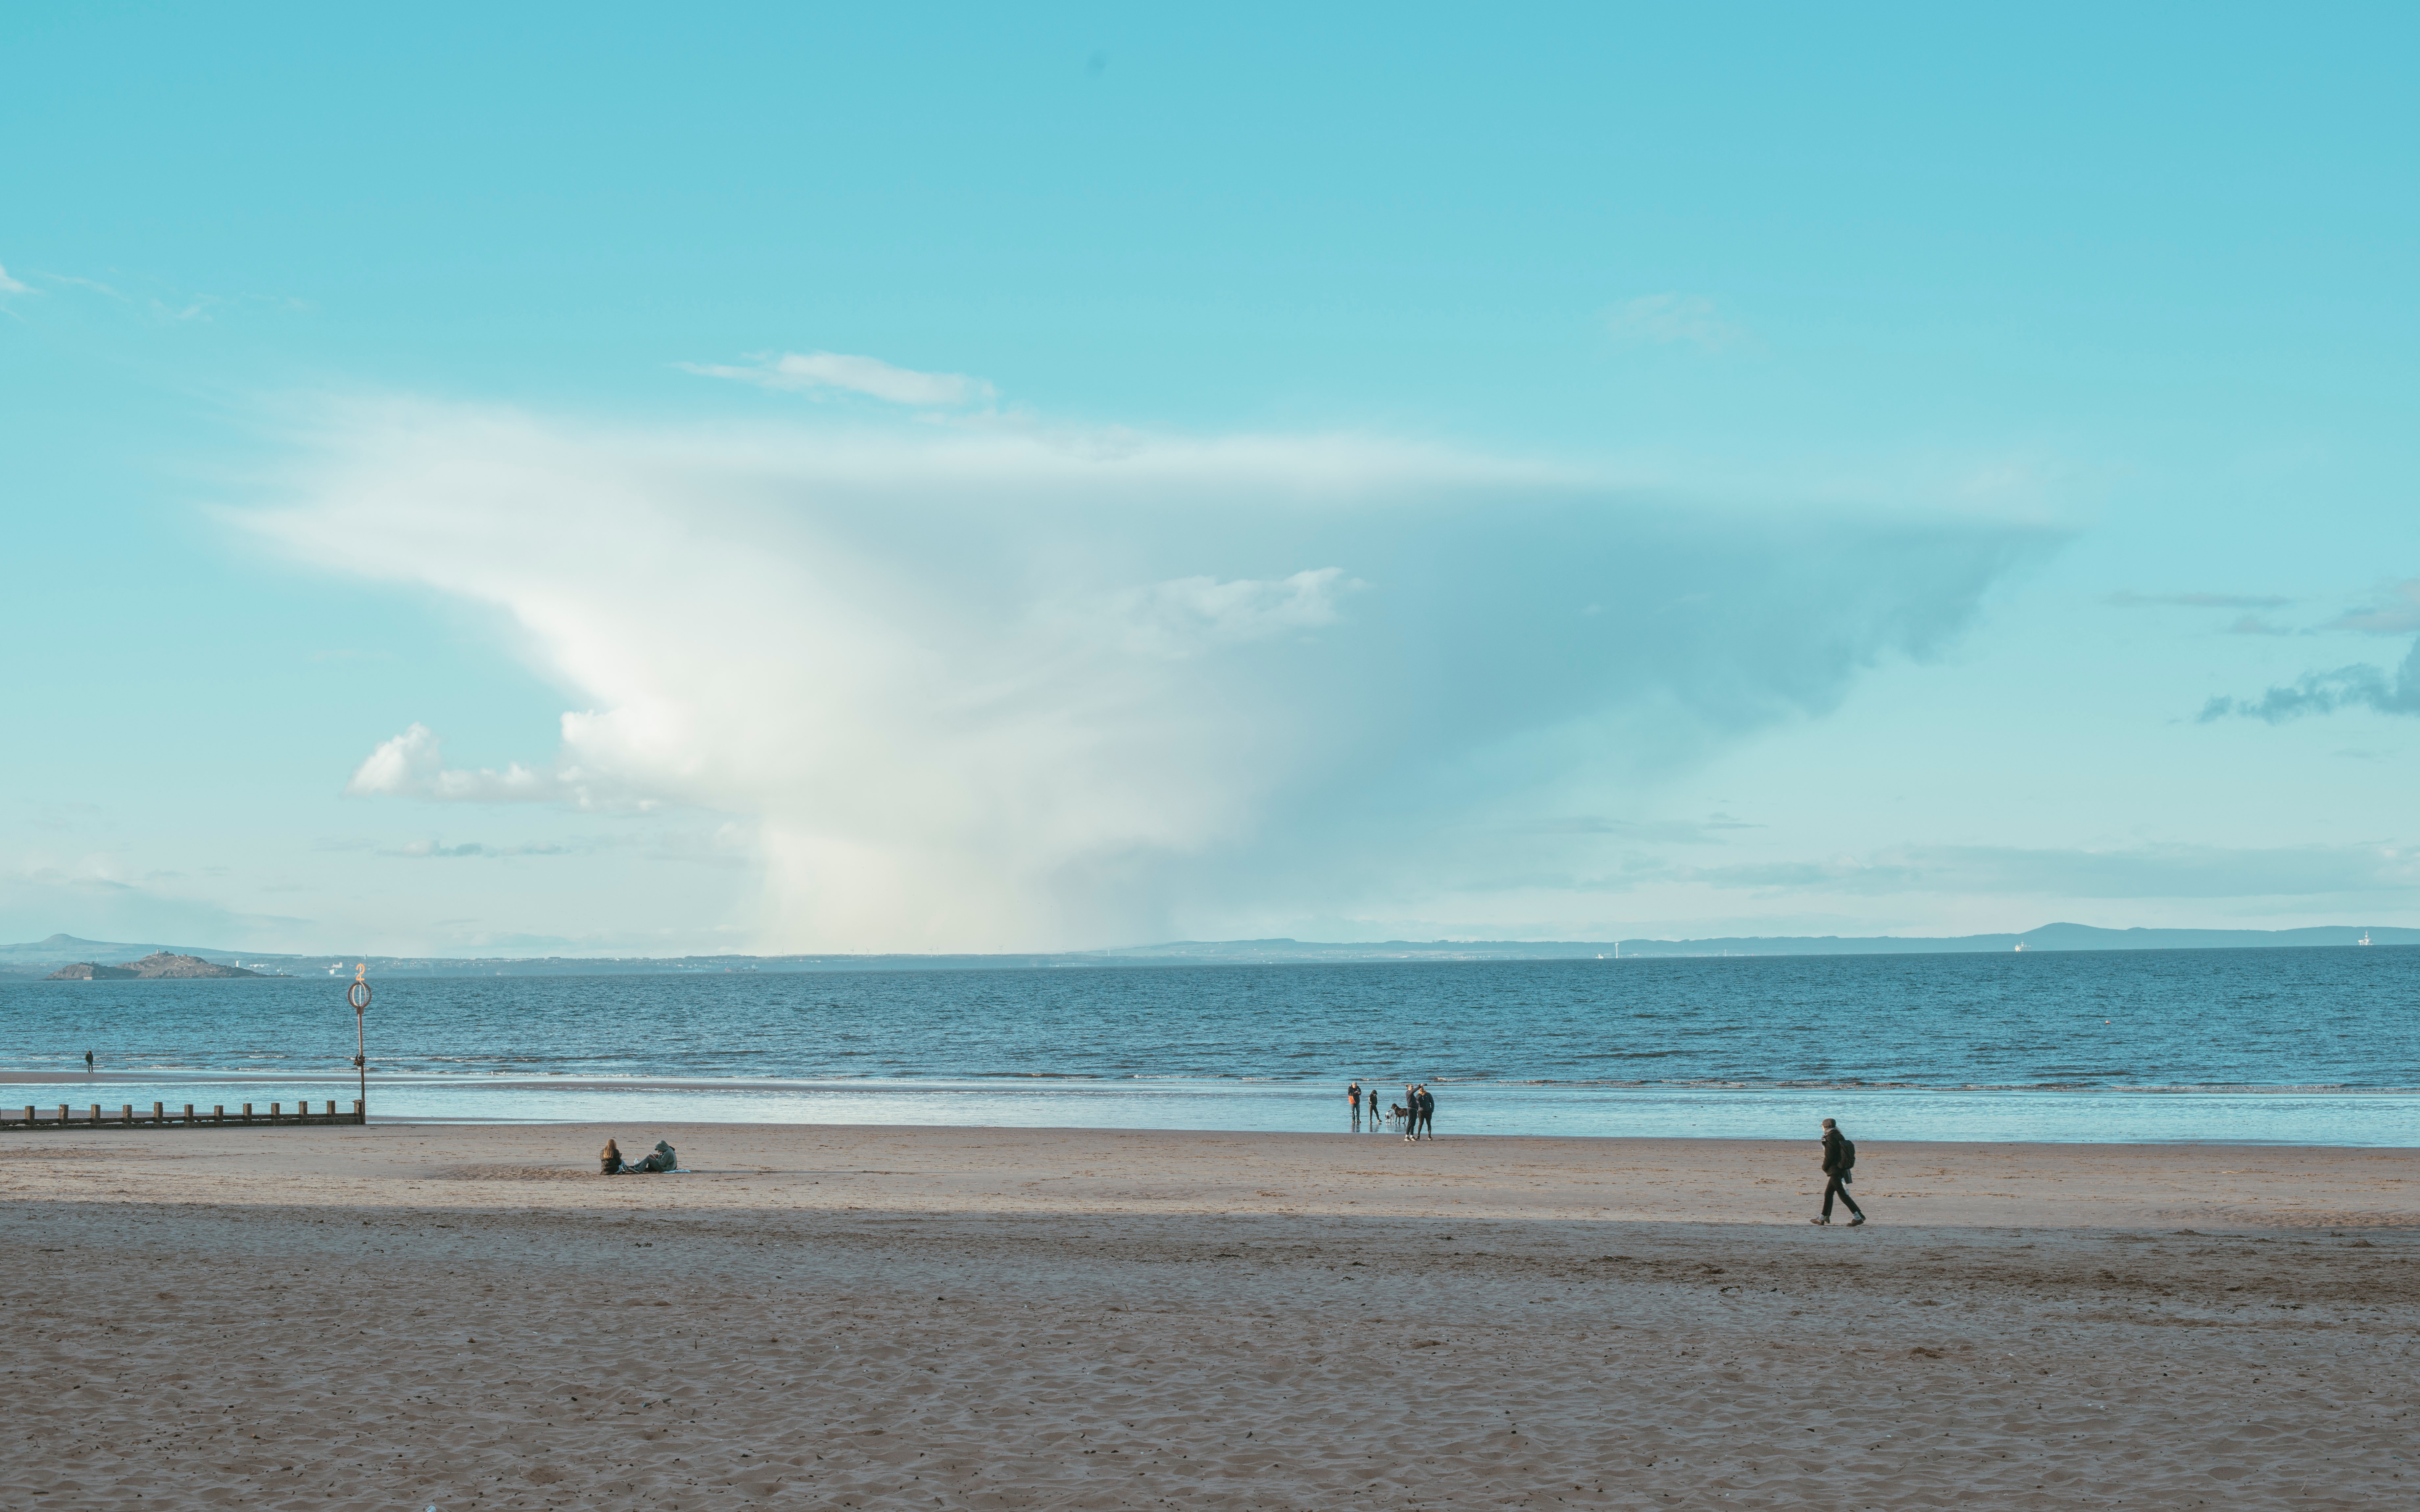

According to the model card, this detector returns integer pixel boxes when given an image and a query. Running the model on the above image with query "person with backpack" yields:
[1813,1118,1864,1226]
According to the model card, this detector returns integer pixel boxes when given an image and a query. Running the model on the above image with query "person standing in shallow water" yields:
[1348,1080,1363,1131]
[1365,1086,1379,1129]
[84,1049,94,1073]
[1813,1117,1864,1226]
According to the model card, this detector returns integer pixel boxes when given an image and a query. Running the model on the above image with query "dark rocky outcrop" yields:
[46,952,260,981]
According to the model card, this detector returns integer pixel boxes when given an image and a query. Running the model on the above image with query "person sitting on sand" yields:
[600,1139,624,1175]
[623,1139,679,1174]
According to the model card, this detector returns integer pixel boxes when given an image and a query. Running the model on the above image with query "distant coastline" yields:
[1,923,2410,979]
[45,951,261,981]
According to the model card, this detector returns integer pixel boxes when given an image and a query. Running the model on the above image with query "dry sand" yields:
[3,1123,2415,1509]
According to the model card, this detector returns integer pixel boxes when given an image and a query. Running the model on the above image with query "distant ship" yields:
[2359,932,2373,946]
[2014,941,2026,952]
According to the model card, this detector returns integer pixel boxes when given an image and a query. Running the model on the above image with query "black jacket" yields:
[1821,1129,1847,1176]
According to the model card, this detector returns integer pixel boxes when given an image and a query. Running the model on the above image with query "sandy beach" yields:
[3,1123,2414,1509]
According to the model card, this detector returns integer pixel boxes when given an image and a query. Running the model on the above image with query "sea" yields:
[4,946,2417,1144]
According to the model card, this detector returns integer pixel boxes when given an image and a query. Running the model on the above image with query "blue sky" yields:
[5,4,2416,953]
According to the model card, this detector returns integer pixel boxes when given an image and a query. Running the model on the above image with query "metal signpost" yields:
[348,964,371,1122]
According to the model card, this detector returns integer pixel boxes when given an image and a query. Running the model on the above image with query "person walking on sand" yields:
[1348,1080,1363,1131]
[1415,1083,1436,1140]
[1812,1117,1864,1226]
[1366,1086,1379,1129]
[84,1049,94,1073]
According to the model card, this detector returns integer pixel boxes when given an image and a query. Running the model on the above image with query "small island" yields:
[48,952,262,980]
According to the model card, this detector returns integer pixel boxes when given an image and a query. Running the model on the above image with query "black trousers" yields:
[1822,1172,1862,1218]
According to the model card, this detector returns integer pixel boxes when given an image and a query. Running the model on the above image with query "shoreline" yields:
[6,1072,2418,1146]
[4,1107,2417,1153]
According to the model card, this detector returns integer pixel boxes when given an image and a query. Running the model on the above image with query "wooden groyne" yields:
[2,1100,366,1129]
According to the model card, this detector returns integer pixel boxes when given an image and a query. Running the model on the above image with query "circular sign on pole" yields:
[348,980,371,1011]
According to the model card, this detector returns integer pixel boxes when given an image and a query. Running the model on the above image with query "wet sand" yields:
[3,1123,2415,1509]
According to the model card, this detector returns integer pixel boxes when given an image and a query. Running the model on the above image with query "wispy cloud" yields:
[1531,815,1763,843]
[384,839,576,859]
[2327,578,2420,635]
[1095,568,1367,659]
[2198,636,2420,723]
[2224,614,2289,636]
[240,396,2052,951]
[680,350,997,407]
[1604,294,1745,352]
[0,263,27,296]
[40,272,128,301]
[1659,841,2420,900]
[2104,590,2292,609]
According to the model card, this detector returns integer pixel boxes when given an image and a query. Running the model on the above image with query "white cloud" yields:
[241,398,2048,952]
[0,263,27,296]
[1605,294,1745,351]
[681,350,997,407]
[345,722,617,806]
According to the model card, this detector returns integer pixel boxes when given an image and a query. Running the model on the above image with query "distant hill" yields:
[4,934,213,967]
[3,922,2412,978]
[1097,923,2420,962]
[46,952,262,980]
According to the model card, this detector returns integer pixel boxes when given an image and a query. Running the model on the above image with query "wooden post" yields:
[91,1104,101,1125]
[353,1099,365,1125]
[21,1106,31,1126]
[271,1102,281,1121]
[60,1104,69,1125]
[154,1102,165,1124]
[183,1104,194,1123]
[122,1104,133,1126]
[242,1102,253,1122]
[214,1105,224,1123]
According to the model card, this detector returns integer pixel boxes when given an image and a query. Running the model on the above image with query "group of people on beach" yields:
[1347,1081,1865,1222]
[599,1138,678,1174]
[1346,1080,1435,1140]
